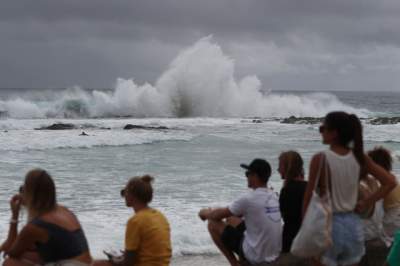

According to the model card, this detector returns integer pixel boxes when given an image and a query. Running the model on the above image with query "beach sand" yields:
[172,255,228,266]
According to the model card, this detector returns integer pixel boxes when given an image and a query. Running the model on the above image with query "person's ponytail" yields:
[349,114,366,179]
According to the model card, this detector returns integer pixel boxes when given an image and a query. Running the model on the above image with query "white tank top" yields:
[324,149,360,213]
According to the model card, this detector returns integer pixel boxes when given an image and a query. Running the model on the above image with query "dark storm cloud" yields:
[0,0,399,90]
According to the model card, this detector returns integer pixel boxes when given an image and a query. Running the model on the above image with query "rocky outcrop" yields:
[123,124,169,130]
[368,117,400,125]
[281,116,323,125]
[35,123,76,130]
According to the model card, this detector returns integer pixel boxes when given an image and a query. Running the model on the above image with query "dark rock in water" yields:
[252,119,262,123]
[123,124,168,130]
[79,131,89,136]
[281,116,323,125]
[369,117,400,125]
[99,127,111,130]
[35,123,76,130]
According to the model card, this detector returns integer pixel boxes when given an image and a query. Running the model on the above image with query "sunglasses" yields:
[120,189,126,197]
[319,125,325,133]
[245,171,252,177]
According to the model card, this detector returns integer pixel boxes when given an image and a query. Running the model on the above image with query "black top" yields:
[279,180,308,253]
[31,218,89,263]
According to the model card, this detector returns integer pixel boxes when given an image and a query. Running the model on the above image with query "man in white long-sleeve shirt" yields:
[199,159,282,266]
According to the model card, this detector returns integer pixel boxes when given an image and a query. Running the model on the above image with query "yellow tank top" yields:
[384,184,400,211]
[125,208,171,266]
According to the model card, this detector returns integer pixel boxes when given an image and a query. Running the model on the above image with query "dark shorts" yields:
[221,222,246,258]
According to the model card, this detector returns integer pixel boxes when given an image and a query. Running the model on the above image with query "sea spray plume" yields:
[89,36,263,117]
[156,36,263,117]
[47,87,91,118]
[0,37,369,118]
[0,98,44,118]
[91,79,171,117]
[91,36,367,118]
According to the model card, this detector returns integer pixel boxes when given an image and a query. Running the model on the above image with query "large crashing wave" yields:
[0,36,368,119]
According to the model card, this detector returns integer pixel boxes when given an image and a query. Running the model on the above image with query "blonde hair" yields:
[126,175,154,204]
[279,151,304,182]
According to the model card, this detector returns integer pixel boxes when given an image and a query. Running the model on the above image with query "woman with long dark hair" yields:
[0,169,92,266]
[303,112,395,266]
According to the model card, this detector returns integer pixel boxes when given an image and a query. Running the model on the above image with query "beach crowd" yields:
[1,111,400,266]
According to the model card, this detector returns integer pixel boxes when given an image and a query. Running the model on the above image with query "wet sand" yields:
[172,255,228,266]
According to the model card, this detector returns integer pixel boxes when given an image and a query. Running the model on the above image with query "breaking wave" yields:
[0,36,369,119]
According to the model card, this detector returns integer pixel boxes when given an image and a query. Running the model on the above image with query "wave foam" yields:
[0,37,369,119]
[0,130,193,151]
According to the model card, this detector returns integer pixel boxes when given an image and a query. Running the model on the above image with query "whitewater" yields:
[0,37,399,263]
[0,36,369,119]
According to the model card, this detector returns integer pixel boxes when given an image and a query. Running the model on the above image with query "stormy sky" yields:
[1,0,399,91]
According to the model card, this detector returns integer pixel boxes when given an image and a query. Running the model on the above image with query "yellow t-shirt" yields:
[384,184,400,211]
[125,208,172,266]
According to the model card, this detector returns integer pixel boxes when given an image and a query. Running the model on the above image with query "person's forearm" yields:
[366,184,395,207]
[207,208,230,221]
[6,213,19,245]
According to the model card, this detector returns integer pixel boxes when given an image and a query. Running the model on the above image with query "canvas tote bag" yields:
[290,152,333,258]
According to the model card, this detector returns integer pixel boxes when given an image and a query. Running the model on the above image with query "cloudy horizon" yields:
[1,0,399,91]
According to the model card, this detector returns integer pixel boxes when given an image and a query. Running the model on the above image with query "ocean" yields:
[0,88,399,262]
[0,39,399,263]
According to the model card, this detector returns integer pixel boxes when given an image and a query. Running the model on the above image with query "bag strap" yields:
[313,152,326,191]
[313,152,332,198]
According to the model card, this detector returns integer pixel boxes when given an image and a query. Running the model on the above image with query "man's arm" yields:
[199,207,234,221]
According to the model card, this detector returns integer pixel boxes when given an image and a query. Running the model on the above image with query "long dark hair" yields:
[24,169,57,219]
[324,111,366,178]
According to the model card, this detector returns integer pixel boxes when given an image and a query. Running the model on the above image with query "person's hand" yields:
[10,194,22,217]
[198,208,211,221]
[0,240,12,258]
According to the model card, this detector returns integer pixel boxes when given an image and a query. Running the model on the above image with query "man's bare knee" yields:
[226,216,242,227]
[208,220,225,235]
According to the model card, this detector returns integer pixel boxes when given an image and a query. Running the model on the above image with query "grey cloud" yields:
[0,0,400,90]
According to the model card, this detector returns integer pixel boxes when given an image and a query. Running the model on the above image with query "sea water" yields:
[0,37,399,258]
